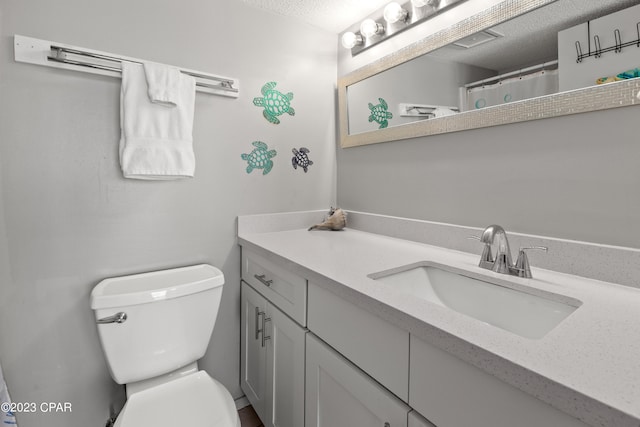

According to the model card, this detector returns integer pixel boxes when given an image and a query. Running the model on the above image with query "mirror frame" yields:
[338,0,640,148]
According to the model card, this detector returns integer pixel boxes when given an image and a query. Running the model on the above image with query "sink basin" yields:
[370,263,580,339]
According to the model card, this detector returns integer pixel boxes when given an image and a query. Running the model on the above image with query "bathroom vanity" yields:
[238,211,640,427]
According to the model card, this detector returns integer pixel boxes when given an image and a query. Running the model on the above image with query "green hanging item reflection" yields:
[241,141,277,175]
[368,97,393,129]
[253,81,295,124]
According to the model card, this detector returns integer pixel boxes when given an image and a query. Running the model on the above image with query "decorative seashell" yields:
[308,208,347,231]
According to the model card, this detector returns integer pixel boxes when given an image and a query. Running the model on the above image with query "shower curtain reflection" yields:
[464,68,559,111]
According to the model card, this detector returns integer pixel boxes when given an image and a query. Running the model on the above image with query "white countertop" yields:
[239,225,640,427]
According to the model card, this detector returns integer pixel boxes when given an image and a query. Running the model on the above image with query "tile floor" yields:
[238,405,263,427]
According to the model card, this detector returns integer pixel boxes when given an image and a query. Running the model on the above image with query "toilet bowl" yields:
[90,264,239,427]
[114,371,239,427]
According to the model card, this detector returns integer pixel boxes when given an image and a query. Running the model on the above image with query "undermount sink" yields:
[370,263,580,339]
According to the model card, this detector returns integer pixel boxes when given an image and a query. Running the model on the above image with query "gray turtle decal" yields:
[368,97,393,129]
[292,147,313,173]
[241,141,277,175]
[253,81,295,125]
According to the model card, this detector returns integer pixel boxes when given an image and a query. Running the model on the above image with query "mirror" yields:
[339,0,640,147]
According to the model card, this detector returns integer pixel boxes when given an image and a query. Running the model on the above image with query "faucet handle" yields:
[513,246,548,278]
[468,235,494,269]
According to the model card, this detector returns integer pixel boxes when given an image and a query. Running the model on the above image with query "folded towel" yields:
[120,62,196,180]
[596,67,640,85]
[143,62,181,107]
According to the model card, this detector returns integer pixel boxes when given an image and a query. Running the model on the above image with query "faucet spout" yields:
[473,224,546,278]
[480,224,513,274]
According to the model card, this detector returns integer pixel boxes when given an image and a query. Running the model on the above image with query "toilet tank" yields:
[90,264,224,385]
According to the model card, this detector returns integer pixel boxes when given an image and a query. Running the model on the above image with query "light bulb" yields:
[384,2,408,24]
[360,19,384,38]
[341,32,363,49]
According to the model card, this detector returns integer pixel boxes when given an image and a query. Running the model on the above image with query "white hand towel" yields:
[143,62,181,107]
[120,62,196,180]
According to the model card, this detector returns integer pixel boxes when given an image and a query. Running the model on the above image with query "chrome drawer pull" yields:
[255,307,261,340]
[261,315,271,348]
[254,274,273,287]
[96,312,127,324]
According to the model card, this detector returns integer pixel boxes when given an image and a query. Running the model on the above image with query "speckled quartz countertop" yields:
[238,215,640,427]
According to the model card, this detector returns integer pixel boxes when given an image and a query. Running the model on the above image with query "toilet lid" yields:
[115,371,239,427]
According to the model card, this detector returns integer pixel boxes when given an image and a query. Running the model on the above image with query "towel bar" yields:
[14,34,240,97]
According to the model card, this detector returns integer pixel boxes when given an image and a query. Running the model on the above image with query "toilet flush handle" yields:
[96,312,128,324]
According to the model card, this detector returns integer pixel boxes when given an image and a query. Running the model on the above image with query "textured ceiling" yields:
[239,0,390,33]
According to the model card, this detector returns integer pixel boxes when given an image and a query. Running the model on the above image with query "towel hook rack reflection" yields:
[614,29,623,53]
[575,22,640,63]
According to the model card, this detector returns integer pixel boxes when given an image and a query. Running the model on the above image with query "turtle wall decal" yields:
[291,147,313,173]
[368,97,393,129]
[241,141,277,175]
[253,81,295,125]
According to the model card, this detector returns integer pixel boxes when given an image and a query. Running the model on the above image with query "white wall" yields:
[0,1,336,426]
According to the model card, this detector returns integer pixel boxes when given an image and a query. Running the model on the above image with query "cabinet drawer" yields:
[306,333,409,427]
[308,282,409,401]
[409,335,588,427]
[242,249,307,326]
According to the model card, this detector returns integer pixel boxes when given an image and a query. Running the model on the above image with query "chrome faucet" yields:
[471,224,547,278]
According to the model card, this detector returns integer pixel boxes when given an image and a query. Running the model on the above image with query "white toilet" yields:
[90,264,240,427]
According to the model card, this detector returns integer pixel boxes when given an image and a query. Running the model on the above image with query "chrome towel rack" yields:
[14,34,239,98]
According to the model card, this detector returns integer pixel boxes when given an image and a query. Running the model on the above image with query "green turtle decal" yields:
[241,141,277,175]
[368,97,393,129]
[253,81,295,125]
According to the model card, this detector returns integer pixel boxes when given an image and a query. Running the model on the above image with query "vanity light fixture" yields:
[342,0,468,55]
[341,31,364,49]
[383,2,409,24]
[360,18,385,38]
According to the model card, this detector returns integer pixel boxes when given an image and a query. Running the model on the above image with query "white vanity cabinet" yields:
[239,243,591,427]
[305,333,410,427]
[240,280,306,427]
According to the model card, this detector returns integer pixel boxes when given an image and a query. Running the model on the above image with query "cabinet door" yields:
[240,281,268,421]
[306,333,409,427]
[265,303,306,427]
